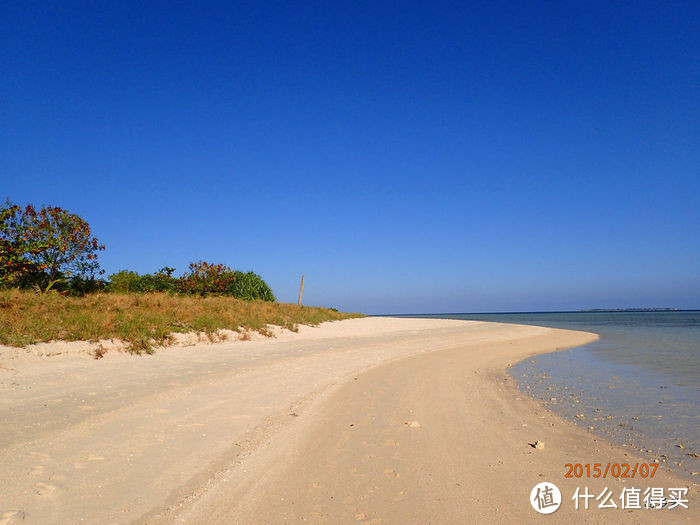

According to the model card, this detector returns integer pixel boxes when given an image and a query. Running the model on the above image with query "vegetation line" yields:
[0,290,362,353]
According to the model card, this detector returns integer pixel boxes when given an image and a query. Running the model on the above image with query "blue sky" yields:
[2,1,698,313]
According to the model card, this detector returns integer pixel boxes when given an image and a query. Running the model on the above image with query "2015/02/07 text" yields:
[565,463,658,479]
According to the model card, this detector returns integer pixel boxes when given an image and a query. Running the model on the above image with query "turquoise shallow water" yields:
[392,311,700,480]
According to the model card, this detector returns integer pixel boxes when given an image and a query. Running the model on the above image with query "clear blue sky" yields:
[2,1,698,314]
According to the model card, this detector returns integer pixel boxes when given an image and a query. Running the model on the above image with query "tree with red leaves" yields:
[0,201,105,291]
[0,201,38,285]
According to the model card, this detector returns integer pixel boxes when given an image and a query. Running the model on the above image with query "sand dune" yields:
[0,318,696,524]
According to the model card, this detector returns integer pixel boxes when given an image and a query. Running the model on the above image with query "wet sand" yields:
[0,318,697,523]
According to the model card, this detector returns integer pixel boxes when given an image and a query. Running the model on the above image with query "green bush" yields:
[106,267,178,294]
[225,271,275,301]
[138,267,178,293]
[106,270,142,293]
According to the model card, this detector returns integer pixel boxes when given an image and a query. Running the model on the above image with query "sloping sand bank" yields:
[0,318,696,523]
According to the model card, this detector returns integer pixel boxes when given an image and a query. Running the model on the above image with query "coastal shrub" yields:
[178,261,235,296]
[136,267,178,293]
[178,262,275,301]
[107,267,178,294]
[106,262,275,301]
[225,271,275,301]
[106,270,142,293]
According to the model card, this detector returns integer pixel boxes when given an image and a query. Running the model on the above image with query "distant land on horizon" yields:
[579,308,680,312]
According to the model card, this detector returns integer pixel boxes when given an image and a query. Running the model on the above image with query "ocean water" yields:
[397,311,700,480]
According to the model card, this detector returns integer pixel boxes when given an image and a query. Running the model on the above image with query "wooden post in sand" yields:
[298,275,305,306]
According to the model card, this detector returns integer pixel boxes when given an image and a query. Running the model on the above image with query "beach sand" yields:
[0,318,697,523]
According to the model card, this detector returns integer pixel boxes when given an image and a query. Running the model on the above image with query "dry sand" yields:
[0,317,697,524]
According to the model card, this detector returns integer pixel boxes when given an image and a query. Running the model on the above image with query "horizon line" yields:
[373,308,700,316]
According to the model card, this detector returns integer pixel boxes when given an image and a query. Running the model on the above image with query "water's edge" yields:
[510,340,698,482]
[386,312,700,483]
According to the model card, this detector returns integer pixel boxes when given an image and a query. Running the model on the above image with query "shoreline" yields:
[1,318,697,523]
[512,341,700,483]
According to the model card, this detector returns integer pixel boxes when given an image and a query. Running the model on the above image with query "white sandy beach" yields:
[0,317,697,524]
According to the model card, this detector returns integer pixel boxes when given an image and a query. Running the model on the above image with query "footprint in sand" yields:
[28,466,43,476]
[34,482,57,497]
[384,439,400,447]
[393,490,407,502]
[383,468,399,478]
[0,510,26,525]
